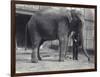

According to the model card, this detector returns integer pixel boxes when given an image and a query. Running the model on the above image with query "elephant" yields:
[25,13,70,63]
[24,10,90,63]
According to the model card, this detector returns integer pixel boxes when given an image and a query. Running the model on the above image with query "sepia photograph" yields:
[11,1,97,77]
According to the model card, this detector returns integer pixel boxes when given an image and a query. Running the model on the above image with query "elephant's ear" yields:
[76,10,85,25]
[65,9,72,23]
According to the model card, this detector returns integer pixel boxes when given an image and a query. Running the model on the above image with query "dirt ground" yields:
[16,47,95,73]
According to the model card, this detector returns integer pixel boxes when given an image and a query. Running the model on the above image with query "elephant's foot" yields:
[31,56,38,63]
[59,59,64,62]
[31,59,38,63]
[59,57,64,62]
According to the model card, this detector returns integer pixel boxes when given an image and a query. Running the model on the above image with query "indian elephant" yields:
[25,13,70,63]
[24,10,90,63]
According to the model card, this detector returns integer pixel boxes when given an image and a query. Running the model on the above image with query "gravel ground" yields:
[16,48,95,73]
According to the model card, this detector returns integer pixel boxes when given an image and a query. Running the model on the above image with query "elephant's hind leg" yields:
[31,36,42,63]
[37,40,44,60]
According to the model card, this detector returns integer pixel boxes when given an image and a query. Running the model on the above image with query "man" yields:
[70,10,83,60]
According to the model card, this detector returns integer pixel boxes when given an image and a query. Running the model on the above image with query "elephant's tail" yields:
[24,23,28,50]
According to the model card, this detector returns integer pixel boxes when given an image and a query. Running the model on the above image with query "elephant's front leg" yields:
[31,47,38,63]
[59,36,68,61]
